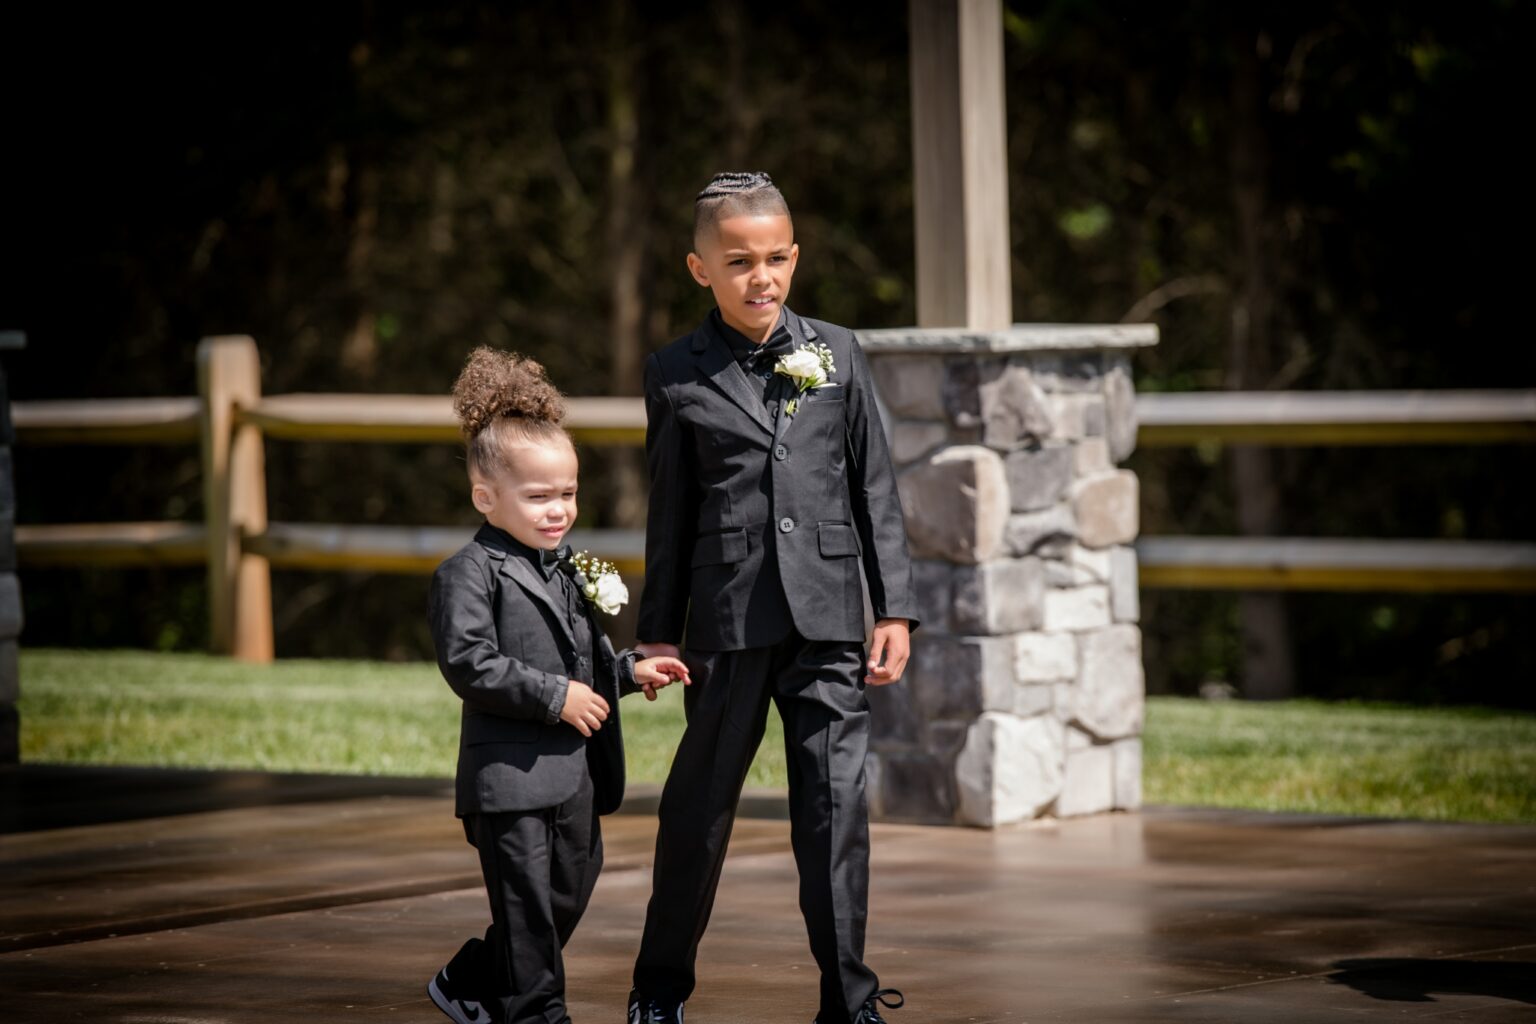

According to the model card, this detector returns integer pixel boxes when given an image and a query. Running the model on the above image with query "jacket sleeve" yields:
[844,334,921,631]
[609,640,643,698]
[428,554,570,723]
[636,352,698,645]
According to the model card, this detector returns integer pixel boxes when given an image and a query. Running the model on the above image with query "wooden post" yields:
[198,336,273,662]
[908,0,1012,329]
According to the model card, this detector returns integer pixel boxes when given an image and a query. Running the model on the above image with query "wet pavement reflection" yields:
[2,766,1532,1022]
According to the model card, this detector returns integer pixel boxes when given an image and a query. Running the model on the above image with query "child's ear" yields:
[471,481,495,515]
[685,251,710,288]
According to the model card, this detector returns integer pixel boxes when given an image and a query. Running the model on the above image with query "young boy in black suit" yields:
[627,173,918,1024]
[427,347,688,1024]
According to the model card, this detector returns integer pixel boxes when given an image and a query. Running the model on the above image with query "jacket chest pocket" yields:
[800,385,846,408]
[794,388,847,444]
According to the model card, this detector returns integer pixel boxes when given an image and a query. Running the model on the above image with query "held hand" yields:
[559,680,610,736]
[635,655,691,701]
[635,641,682,661]
[866,619,911,686]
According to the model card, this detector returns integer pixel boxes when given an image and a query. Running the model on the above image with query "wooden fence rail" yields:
[11,336,1536,660]
[22,390,1536,449]
[1136,390,1536,446]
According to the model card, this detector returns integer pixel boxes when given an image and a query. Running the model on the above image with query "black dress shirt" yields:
[711,308,796,417]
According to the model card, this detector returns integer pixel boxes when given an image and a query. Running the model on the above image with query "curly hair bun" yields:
[451,347,566,439]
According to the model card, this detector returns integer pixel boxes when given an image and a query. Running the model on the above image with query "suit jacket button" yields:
[779,517,795,533]
[774,444,788,461]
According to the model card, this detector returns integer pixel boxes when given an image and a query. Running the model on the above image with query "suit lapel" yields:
[476,527,579,650]
[692,324,775,437]
[773,377,796,446]
[773,311,821,446]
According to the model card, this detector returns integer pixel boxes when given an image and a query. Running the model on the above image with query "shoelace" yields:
[629,1000,681,1024]
[861,989,905,1024]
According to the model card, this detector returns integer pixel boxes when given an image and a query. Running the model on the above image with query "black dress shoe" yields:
[817,988,904,1024]
[627,990,684,1024]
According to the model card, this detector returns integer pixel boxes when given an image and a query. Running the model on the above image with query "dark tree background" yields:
[1,1,1530,704]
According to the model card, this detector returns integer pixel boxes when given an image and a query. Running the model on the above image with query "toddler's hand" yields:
[635,656,691,701]
[560,680,609,736]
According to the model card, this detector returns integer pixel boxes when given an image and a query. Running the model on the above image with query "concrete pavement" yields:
[2,765,1532,1022]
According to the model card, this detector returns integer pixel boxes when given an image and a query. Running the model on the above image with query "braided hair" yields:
[450,346,573,479]
[693,171,792,247]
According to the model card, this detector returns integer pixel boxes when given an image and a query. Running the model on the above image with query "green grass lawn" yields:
[1143,696,1536,823]
[16,648,1536,823]
[16,648,786,788]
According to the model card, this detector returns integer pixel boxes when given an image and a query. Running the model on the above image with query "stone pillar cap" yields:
[859,323,1158,354]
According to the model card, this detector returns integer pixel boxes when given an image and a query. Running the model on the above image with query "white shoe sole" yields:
[428,976,491,1024]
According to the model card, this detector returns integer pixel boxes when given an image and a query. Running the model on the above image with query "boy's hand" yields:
[560,680,610,736]
[635,656,691,701]
[866,619,911,686]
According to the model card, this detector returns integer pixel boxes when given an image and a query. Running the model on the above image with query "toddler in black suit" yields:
[427,348,687,1024]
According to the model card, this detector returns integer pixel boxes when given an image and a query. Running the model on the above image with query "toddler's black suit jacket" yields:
[638,308,919,651]
[429,523,637,817]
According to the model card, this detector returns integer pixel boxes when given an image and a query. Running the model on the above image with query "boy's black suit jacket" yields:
[638,308,919,652]
[429,524,637,817]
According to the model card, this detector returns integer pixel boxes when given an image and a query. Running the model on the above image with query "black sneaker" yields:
[627,990,684,1024]
[817,988,904,1024]
[428,940,495,1024]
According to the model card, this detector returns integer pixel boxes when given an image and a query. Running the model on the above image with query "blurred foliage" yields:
[1,1,1530,703]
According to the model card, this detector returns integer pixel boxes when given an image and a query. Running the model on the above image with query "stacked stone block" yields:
[860,325,1156,826]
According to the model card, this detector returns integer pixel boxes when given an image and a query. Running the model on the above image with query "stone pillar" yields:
[861,324,1157,825]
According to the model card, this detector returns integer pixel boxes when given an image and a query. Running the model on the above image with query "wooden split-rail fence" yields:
[12,336,1536,661]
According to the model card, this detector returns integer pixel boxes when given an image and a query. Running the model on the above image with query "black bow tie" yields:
[744,332,794,373]
[541,544,574,573]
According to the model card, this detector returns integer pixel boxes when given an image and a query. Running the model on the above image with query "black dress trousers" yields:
[464,766,602,1024]
[633,632,878,1022]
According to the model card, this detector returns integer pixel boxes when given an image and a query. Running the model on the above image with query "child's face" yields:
[687,213,799,342]
[471,442,579,550]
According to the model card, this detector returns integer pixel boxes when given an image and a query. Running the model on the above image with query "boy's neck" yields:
[715,305,785,346]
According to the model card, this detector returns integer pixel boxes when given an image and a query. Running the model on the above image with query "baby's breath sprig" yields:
[571,550,629,615]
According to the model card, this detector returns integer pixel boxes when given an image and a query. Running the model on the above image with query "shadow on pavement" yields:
[1328,958,1536,1005]
[0,763,454,833]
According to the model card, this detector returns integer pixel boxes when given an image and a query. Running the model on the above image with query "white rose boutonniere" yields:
[774,342,837,417]
[570,552,629,615]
